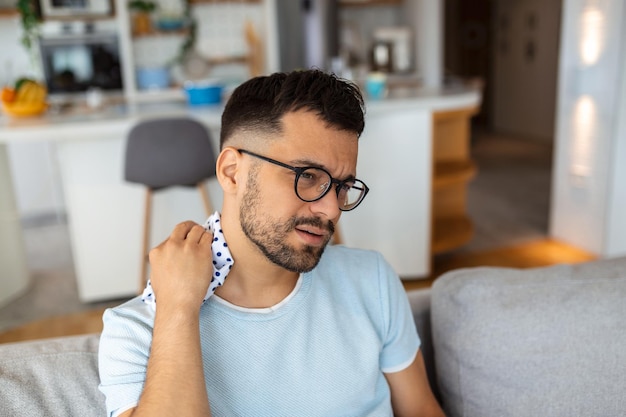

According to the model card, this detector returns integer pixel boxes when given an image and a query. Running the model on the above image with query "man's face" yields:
[238,110,359,273]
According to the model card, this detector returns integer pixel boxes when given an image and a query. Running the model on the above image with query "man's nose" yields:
[309,186,342,220]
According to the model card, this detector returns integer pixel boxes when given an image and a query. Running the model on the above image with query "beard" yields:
[239,172,335,273]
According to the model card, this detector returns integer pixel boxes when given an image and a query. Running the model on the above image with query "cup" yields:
[365,72,387,100]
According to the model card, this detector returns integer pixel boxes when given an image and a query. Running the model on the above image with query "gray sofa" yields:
[2,255,625,417]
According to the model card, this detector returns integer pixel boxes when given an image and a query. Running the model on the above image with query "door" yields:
[491,0,562,141]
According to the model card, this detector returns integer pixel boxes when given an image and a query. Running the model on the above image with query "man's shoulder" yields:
[102,296,155,331]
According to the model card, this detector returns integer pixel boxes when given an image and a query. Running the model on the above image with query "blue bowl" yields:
[155,18,185,32]
[136,67,170,90]
[183,83,223,106]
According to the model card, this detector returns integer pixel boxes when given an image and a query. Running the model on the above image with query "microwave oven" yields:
[39,32,124,99]
[39,0,112,18]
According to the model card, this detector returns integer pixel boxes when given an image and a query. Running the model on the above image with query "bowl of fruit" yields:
[1,78,48,118]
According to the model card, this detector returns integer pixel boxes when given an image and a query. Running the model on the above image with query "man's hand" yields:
[148,221,214,312]
[117,221,215,417]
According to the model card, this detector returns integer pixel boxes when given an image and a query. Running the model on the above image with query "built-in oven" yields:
[38,28,124,100]
[39,0,113,19]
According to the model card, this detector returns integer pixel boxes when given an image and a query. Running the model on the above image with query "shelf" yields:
[206,55,249,66]
[431,215,473,255]
[131,87,186,103]
[132,28,190,38]
[433,160,476,189]
[189,0,260,3]
[433,106,479,123]
[430,103,479,255]
[339,0,403,6]
[0,8,18,17]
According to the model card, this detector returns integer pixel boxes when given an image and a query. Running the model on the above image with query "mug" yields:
[365,72,387,100]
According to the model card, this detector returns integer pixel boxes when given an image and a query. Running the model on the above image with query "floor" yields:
[462,129,554,253]
[0,220,125,334]
[0,129,596,341]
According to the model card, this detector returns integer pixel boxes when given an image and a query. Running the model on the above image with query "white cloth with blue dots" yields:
[141,211,234,309]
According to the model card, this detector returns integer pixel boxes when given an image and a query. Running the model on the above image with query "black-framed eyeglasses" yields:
[238,149,369,211]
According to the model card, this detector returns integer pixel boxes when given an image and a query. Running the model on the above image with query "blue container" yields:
[136,67,170,90]
[183,82,223,106]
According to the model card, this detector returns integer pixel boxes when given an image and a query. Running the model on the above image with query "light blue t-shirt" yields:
[98,245,420,417]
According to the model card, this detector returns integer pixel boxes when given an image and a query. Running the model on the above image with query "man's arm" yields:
[118,221,214,417]
[385,350,445,417]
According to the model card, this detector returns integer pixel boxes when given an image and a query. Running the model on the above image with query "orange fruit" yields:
[1,86,15,103]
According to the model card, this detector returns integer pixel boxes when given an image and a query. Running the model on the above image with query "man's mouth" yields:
[293,219,334,246]
[295,226,325,237]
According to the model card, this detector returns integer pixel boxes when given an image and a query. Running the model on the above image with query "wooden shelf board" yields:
[433,160,476,188]
[206,55,249,65]
[433,106,479,123]
[190,0,260,4]
[431,215,473,254]
[0,8,18,17]
[340,0,403,6]
[133,28,189,38]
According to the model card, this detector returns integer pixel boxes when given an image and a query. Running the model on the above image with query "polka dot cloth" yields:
[141,211,234,309]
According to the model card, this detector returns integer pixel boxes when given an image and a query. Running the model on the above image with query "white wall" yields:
[0,17,35,84]
[550,0,626,257]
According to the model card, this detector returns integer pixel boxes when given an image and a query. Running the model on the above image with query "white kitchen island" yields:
[0,86,481,302]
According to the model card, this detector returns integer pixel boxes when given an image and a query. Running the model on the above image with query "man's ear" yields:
[216,147,243,194]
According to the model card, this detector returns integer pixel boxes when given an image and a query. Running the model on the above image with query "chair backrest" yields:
[125,117,217,189]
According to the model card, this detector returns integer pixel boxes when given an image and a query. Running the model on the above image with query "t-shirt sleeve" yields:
[376,253,421,373]
[98,300,154,416]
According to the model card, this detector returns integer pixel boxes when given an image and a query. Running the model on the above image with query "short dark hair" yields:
[220,69,365,148]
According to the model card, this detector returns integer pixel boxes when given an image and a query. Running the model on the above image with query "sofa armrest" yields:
[406,288,440,402]
[431,256,626,417]
[0,333,106,417]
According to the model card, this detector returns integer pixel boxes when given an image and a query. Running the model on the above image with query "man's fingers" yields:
[171,220,198,240]
[199,229,213,245]
[186,224,208,244]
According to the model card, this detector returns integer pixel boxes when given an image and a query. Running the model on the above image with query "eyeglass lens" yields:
[296,168,365,210]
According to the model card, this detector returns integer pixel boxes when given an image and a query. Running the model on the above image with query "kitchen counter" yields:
[0,84,480,140]
[0,86,481,302]
[0,100,223,142]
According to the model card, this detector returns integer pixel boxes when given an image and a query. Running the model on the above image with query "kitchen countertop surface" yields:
[0,85,481,143]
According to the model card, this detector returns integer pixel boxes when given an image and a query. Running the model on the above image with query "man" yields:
[99,70,444,417]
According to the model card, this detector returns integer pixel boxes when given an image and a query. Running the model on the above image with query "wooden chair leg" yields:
[197,181,214,216]
[139,188,152,294]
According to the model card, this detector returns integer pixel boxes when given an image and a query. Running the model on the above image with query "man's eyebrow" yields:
[290,158,357,182]
[290,158,324,168]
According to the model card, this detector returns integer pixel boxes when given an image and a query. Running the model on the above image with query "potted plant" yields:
[15,0,42,78]
[16,0,39,51]
[168,0,196,67]
[128,0,157,35]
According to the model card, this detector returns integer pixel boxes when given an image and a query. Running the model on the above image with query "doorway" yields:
[443,0,563,254]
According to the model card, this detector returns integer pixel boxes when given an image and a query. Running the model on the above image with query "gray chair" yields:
[125,117,217,292]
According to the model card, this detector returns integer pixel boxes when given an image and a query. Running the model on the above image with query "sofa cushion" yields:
[431,256,626,417]
[0,333,106,417]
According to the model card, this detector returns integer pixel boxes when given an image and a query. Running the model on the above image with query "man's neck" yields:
[214,262,300,309]
[214,213,300,309]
